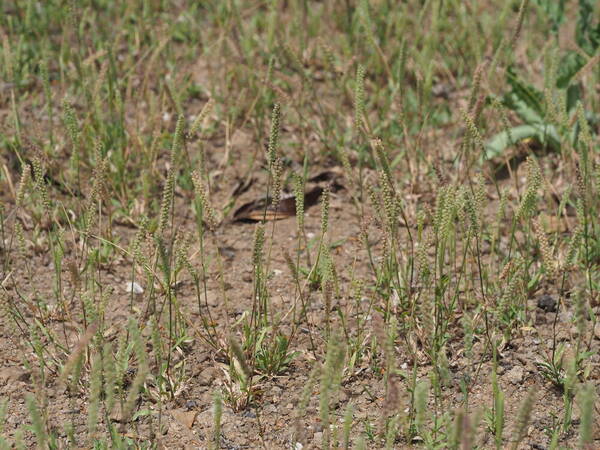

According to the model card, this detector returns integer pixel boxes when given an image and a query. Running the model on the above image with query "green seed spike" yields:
[267,103,281,166]
[354,65,366,137]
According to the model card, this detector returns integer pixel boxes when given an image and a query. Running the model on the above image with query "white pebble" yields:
[125,281,144,294]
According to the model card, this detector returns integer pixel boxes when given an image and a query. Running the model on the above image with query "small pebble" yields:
[185,400,199,410]
[507,365,524,384]
[537,294,556,312]
[125,281,144,294]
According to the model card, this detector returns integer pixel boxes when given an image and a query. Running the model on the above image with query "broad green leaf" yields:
[484,124,560,161]
[565,84,583,113]
[576,0,600,55]
[504,69,544,123]
[533,0,566,34]
[556,51,586,89]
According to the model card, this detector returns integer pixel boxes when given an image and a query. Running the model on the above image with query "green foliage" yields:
[486,6,600,160]
[532,0,567,34]
[253,330,298,375]
[576,0,600,55]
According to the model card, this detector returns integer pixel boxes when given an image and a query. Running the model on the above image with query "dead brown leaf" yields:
[233,193,297,222]
[170,408,198,430]
[233,168,344,222]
